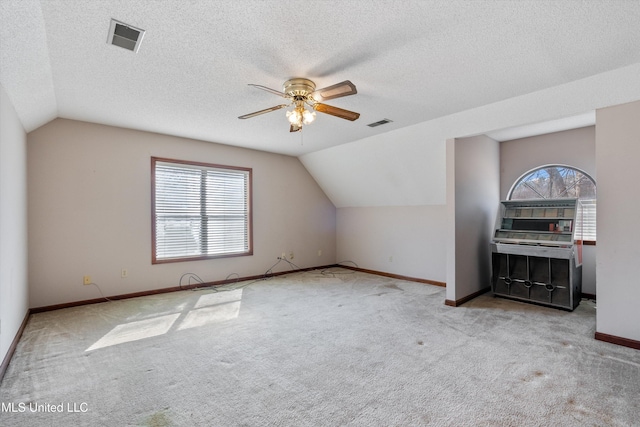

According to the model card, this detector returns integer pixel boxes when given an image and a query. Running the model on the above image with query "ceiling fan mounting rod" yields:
[283,78,316,98]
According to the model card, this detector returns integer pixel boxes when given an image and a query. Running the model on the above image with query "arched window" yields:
[508,165,596,241]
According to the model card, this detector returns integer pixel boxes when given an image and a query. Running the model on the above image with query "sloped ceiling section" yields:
[1,1,640,209]
[301,64,640,207]
[0,0,57,131]
[3,1,640,156]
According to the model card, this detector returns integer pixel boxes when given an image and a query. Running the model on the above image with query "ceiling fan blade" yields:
[290,124,302,133]
[248,84,288,98]
[238,104,288,119]
[313,103,360,121]
[311,80,357,101]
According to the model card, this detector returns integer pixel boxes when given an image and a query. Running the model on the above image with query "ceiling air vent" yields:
[367,119,393,128]
[107,19,145,52]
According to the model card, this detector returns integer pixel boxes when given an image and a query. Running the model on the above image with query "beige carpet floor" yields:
[1,269,639,426]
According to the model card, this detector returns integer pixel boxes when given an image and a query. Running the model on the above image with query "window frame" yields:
[151,157,253,264]
[507,163,596,244]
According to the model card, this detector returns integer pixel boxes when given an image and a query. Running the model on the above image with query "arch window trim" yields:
[507,164,596,243]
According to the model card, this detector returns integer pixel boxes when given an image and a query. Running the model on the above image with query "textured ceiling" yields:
[2,0,640,156]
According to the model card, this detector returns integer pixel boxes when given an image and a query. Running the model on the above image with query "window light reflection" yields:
[86,313,180,352]
[85,289,243,352]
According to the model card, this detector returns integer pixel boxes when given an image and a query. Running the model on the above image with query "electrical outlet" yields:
[317,249,322,257]
[388,256,393,262]
[121,268,128,278]
[83,276,91,285]
[281,252,286,259]
[289,251,294,260]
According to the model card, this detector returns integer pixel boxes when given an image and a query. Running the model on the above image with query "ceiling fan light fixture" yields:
[302,109,316,124]
[286,109,301,124]
[286,105,315,127]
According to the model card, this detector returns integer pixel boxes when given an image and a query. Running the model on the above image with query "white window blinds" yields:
[152,158,252,263]
[575,199,596,241]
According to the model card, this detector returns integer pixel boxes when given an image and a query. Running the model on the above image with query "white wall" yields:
[301,125,447,207]
[595,100,640,342]
[337,205,447,282]
[446,135,500,302]
[0,85,29,364]
[500,126,596,295]
[27,119,336,308]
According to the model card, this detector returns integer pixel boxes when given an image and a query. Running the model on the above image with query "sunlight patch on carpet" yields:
[178,290,242,330]
[86,313,180,351]
[194,289,243,308]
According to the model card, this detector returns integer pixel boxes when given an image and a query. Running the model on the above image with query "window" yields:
[152,157,252,263]
[508,165,596,241]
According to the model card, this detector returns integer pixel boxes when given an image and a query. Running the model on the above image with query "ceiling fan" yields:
[238,78,360,132]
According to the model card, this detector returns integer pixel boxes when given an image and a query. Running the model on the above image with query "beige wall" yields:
[595,100,640,342]
[500,126,595,198]
[337,205,447,282]
[499,126,596,295]
[446,135,500,302]
[0,86,29,364]
[27,119,336,308]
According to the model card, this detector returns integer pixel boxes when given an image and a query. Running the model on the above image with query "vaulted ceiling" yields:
[2,1,640,207]
[3,0,640,157]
